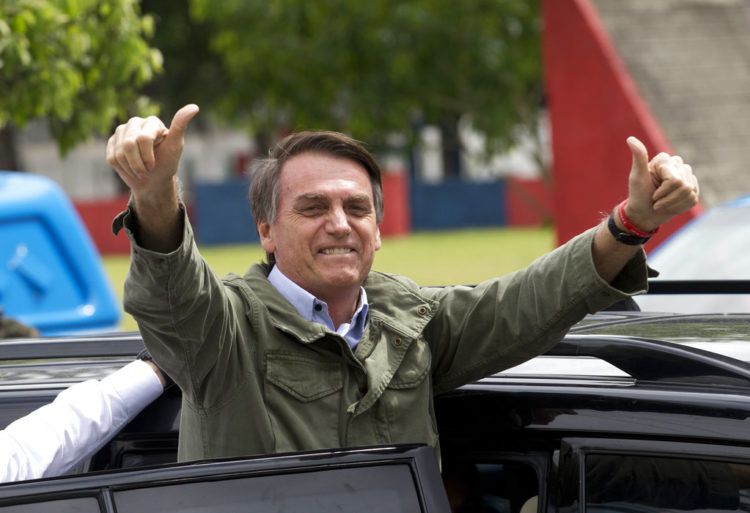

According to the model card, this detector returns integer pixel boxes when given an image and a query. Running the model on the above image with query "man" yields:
[106,104,698,462]
[1,357,165,482]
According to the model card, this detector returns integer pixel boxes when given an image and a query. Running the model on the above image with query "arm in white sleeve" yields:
[0,359,164,483]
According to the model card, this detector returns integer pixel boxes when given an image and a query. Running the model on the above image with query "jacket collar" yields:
[234,264,437,343]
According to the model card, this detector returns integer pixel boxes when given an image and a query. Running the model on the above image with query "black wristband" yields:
[607,214,651,245]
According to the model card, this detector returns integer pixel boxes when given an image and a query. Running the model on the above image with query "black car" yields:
[2,282,750,512]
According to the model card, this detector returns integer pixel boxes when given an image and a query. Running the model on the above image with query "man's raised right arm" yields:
[105,104,199,253]
[105,104,240,399]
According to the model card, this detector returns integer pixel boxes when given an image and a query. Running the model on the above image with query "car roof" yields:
[488,311,750,388]
[4,312,750,390]
[0,332,142,390]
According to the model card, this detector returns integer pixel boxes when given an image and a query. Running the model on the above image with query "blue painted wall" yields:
[410,179,506,230]
[194,179,259,245]
[194,178,508,245]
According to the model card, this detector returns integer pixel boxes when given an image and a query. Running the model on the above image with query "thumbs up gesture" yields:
[106,104,200,194]
[623,136,699,232]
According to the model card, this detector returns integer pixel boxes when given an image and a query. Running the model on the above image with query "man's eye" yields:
[348,205,371,216]
[300,205,325,215]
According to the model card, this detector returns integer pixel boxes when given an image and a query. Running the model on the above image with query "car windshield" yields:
[500,313,750,379]
[647,200,750,280]
[574,313,750,362]
[633,198,750,314]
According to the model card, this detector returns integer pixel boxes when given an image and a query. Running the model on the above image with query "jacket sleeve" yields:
[0,360,162,482]
[117,205,247,401]
[421,227,649,394]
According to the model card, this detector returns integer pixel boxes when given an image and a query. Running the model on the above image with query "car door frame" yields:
[0,444,450,513]
[556,437,750,513]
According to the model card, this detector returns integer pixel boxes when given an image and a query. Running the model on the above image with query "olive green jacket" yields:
[117,209,647,462]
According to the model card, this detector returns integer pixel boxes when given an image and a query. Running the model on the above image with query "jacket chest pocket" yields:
[264,352,343,452]
[266,353,343,400]
[381,338,438,445]
[387,337,431,388]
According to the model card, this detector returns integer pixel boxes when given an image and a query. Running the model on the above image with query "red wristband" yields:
[617,200,658,238]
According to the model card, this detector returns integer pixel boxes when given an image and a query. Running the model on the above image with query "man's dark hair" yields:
[249,131,384,265]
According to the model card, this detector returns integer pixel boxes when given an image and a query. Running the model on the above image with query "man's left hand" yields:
[624,136,699,232]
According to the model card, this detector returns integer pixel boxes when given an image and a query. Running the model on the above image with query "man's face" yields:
[258,152,381,299]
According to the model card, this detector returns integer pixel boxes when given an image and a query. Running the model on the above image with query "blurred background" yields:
[1,0,749,332]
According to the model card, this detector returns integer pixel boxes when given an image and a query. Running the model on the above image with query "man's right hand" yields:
[106,104,199,253]
[106,104,200,196]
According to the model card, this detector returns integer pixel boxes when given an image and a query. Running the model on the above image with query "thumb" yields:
[626,136,649,176]
[168,104,200,137]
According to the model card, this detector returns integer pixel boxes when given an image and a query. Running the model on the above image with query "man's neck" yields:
[324,292,361,329]
[267,266,364,330]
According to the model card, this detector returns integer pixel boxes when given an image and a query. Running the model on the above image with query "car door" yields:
[0,445,450,513]
[556,438,750,513]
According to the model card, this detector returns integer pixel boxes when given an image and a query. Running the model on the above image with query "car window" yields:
[114,464,422,513]
[0,497,99,513]
[585,454,750,512]
[442,460,540,513]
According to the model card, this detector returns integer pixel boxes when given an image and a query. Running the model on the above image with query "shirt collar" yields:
[267,265,369,337]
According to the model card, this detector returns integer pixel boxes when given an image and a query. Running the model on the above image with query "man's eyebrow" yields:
[293,193,372,204]
[294,193,329,204]
[344,194,372,204]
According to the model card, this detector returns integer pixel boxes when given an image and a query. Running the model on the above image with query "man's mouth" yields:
[320,247,354,255]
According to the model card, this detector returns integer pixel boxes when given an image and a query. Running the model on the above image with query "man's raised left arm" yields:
[592,136,699,282]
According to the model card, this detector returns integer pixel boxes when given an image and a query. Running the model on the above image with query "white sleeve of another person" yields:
[0,360,163,482]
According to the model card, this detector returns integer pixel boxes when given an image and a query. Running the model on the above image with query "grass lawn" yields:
[103,226,554,331]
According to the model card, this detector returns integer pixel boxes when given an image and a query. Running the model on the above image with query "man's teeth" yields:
[321,248,352,255]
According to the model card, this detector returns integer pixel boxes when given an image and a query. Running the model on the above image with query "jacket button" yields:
[417,306,428,315]
[393,337,402,347]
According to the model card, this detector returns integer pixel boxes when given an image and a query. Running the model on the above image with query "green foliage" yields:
[0,0,162,153]
[187,0,541,153]
[140,0,226,121]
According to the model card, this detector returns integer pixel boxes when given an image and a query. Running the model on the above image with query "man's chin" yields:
[319,269,365,289]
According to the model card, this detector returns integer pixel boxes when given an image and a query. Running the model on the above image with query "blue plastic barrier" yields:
[0,171,120,335]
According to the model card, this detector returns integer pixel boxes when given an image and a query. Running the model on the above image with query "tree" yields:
[0,0,162,170]
[139,0,226,125]
[188,0,542,176]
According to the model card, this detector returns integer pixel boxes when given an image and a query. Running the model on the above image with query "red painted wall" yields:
[74,196,130,255]
[542,0,701,250]
[506,178,553,226]
[380,172,411,237]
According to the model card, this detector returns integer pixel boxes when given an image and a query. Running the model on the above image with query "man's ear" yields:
[375,227,382,251]
[258,222,276,253]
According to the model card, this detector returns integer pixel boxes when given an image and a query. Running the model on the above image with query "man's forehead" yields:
[279,153,373,194]
[281,151,366,174]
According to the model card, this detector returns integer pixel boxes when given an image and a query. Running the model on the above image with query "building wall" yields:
[542,0,701,248]
[17,122,256,201]
[592,0,750,208]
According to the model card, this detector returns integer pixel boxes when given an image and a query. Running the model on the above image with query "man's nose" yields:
[326,207,351,236]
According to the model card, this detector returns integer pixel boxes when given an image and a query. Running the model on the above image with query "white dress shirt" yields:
[0,359,163,483]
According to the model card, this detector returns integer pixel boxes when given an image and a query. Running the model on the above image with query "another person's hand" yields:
[143,360,168,388]
[106,104,200,196]
[624,136,699,232]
